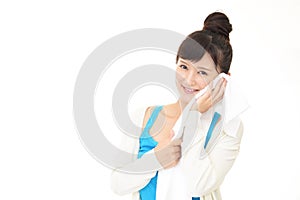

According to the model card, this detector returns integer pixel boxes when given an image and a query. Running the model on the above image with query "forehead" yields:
[179,52,216,71]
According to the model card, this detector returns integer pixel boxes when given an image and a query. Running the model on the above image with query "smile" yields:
[181,85,199,94]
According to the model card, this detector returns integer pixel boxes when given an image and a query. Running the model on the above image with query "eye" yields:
[179,65,188,70]
[198,71,208,76]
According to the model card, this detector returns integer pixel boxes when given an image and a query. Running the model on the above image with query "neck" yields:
[177,98,198,112]
[177,99,187,112]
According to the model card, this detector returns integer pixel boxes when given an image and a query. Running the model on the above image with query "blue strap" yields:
[204,112,221,149]
[138,106,163,159]
[143,106,163,133]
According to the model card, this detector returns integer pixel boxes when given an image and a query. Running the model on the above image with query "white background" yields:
[1,0,300,200]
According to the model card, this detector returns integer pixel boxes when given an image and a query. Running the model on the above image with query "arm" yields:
[111,107,161,195]
[182,121,243,196]
[111,151,160,195]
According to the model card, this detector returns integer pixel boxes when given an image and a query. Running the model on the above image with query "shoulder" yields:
[141,105,160,128]
[135,103,175,128]
[128,106,159,131]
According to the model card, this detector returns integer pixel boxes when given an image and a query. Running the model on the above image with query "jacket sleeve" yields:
[182,121,244,197]
[110,107,162,195]
[110,135,162,195]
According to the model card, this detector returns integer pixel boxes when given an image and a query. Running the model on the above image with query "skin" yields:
[143,52,227,169]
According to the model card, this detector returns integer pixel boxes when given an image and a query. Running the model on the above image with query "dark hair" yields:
[176,12,233,74]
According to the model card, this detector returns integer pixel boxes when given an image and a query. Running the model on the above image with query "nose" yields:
[185,70,196,86]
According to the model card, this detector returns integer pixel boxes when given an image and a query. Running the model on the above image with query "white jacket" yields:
[111,109,244,200]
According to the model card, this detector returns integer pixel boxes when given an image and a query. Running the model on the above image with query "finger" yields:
[196,86,212,105]
[163,162,174,169]
[208,80,213,90]
[211,78,225,102]
[172,145,181,153]
[167,160,179,169]
[212,78,224,96]
[213,79,227,104]
[219,79,227,97]
[171,138,182,146]
[170,152,181,162]
[165,161,177,169]
[166,156,177,165]
[173,152,182,160]
[165,155,181,169]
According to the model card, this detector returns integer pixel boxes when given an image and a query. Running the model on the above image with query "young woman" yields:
[111,12,244,200]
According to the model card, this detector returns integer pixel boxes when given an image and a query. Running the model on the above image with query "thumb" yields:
[171,138,182,146]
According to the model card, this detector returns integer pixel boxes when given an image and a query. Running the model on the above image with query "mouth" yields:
[181,85,200,94]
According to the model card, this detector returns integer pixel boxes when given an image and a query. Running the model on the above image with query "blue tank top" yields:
[138,105,162,200]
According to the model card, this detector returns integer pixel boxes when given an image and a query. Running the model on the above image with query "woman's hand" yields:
[154,130,182,169]
[197,77,227,113]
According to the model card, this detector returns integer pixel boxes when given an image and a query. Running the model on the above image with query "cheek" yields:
[195,76,209,89]
[175,70,185,82]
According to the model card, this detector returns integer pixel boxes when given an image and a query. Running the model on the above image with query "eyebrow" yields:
[179,59,212,71]
[196,66,212,71]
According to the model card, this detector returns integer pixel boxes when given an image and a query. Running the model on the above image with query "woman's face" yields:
[176,52,219,106]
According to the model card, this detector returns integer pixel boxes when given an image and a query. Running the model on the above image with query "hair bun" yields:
[203,12,232,41]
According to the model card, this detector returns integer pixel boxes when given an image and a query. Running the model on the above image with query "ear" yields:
[227,72,231,76]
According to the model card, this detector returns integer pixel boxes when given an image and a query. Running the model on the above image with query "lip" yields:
[181,85,199,94]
